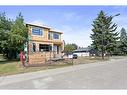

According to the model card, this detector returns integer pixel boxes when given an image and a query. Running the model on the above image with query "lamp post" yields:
[112,13,120,18]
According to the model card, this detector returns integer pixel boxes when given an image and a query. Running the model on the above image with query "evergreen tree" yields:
[90,11,119,59]
[119,28,127,54]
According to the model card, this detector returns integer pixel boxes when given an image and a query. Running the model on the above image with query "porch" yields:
[27,42,63,64]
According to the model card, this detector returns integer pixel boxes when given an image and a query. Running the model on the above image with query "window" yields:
[53,33,59,39]
[73,51,88,53]
[48,32,52,40]
[32,43,36,52]
[39,44,52,52]
[32,27,43,36]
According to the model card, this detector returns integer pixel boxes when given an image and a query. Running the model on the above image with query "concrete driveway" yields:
[0,57,127,89]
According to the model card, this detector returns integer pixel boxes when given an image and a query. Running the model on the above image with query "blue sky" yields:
[0,6,127,47]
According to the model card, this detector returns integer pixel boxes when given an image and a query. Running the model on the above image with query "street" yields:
[0,58,127,89]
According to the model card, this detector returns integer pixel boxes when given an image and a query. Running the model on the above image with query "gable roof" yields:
[26,23,63,34]
[26,23,51,29]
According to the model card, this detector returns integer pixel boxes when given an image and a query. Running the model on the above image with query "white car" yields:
[62,53,78,59]
[68,54,73,58]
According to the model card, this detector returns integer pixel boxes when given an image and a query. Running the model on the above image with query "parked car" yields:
[64,53,78,59]
[73,54,78,59]
[68,53,73,59]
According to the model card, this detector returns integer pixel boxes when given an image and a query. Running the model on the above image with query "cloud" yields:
[27,20,44,26]
[59,25,92,47]
[26,20,52,28]
[62,12,83,21]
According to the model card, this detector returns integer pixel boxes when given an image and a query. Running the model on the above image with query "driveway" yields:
[0,57,127,89]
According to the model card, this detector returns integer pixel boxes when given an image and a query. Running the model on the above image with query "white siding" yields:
[73,52,89,57]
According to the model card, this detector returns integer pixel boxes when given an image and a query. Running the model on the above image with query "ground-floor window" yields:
[39,44,52,52]
[32,43,36,52]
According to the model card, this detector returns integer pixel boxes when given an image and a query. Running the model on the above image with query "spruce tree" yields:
[90,10,119,59]
[119,28,127,54]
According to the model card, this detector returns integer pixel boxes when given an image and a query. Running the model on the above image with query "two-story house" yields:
[25,23,64,64]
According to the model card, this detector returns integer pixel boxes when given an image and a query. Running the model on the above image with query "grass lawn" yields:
[0,54,119,76]
[0,60,75,76]
[0,54,74,76]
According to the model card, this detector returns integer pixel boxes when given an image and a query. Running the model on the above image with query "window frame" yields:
[53,33,60,40]
[32,43,36,52]
[32,27,43,36]
[39,44,52,52]
[48,32,53,40]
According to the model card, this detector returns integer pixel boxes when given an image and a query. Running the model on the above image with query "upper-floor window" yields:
[53,33,60,39]
[48,32,53,40]
[32,27,43,36]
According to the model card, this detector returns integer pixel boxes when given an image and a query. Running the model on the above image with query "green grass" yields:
[0,62,19,74]
[0,57,73,76]
[0,54,7,62]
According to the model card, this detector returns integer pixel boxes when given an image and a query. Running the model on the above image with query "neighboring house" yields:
[24,23,64,64]
[72,47,103,57]
[73,47,90,57]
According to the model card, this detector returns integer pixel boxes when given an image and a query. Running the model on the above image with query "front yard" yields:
[0,54,124,76]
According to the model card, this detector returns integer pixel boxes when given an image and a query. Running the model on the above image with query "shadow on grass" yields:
[0,54,19,64]
[0,59,19,64]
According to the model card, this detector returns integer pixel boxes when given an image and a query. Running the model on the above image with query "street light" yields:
[112,13,120,18]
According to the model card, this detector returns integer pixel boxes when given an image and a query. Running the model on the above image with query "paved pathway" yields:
[0,57,127,89]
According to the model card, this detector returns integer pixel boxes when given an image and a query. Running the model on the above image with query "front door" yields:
[53,45,59,54]
[57,46,59,54]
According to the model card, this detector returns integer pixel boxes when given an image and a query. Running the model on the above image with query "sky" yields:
[0,6,127,47]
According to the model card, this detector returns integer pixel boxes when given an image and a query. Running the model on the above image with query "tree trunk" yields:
[107,52,110,59]
[108,51,112,57]
[102,51,104,60]
[101,47,104,60]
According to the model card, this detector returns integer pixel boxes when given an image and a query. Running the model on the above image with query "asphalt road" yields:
[0,57,127,89]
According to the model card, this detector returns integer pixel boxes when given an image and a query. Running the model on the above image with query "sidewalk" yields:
[0,57,126,86]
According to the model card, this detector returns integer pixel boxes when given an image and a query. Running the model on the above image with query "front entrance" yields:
[53,45,62,58]
[53,45,59,54]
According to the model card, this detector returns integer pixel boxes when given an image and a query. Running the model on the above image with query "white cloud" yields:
[27,20,45,26]
[59,25,92,47]
[30,20,44,26]
[62,12,83,21]
[26,20,52,28]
